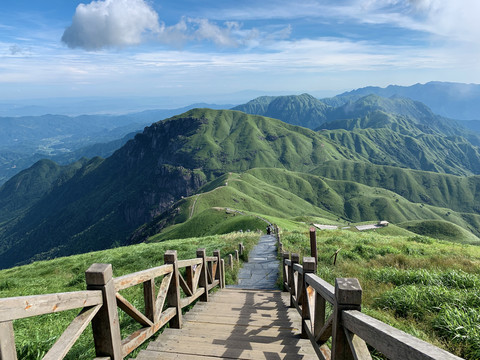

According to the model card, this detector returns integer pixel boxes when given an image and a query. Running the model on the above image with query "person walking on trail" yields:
[266,226,271,235]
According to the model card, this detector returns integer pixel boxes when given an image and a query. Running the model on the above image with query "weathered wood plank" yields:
[0,321,17,360]
[344,328,372,360]
[302,319,331,360]
[304,273,335,304]
[116,293,153,328]
[196,249,209,302]
[162,324,302,342]
[121,307,176,357]
[135,350,220,360]
[180,288,205,309]
[0,290,103,322]
[43,305,101,360]
[143,279,155,322]
[144,339,316,359]
[164,250,182,329]
[316,314,333,344]
[192,262,202,294]
[86,263,123,360]
[113,264,173,291]
[207,279,220,291]
[177,258,202,268]
[154,272,172,324]
[178,272,193,297]
[148,333,316,355]
[342,310,463,360]
[185,265,194,294]
[183,313,299,328]
[293,262,304,274]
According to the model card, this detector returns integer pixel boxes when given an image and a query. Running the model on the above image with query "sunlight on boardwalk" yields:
[134,289,316,359]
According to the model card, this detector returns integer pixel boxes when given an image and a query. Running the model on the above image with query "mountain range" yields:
[0,103,230,185]
[2,83,480,268]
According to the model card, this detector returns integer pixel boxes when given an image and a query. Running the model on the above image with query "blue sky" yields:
[1,0,479,105]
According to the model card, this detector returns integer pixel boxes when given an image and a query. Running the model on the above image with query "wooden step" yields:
[149,332,315,354]
[134,289,316,360]
[160,327,304,345]
[144,339,316,359]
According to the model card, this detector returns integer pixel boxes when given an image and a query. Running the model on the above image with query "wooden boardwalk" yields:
[134,288,317,359]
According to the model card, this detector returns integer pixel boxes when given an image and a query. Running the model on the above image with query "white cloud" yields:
[61,0,161,50]
[157,18,240,47]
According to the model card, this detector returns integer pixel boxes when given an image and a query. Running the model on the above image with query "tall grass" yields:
[279,227,480,359]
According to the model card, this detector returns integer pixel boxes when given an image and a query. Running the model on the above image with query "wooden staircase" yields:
[134,288,317,359]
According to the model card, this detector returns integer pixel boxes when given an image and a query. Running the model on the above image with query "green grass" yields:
[0,231,259,359]
[138,167,480,244]
[280,228,480,359]
[398,219,480,244]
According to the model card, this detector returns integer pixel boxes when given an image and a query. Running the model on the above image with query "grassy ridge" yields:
[313,160,480,213]
[137,167,480,243]
[0,232,259,359]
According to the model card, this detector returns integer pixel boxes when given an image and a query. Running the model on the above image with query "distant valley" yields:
[0,104,230,185]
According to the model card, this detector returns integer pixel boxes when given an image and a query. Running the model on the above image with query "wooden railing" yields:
[0,248,226,360]
[282,253,464,360]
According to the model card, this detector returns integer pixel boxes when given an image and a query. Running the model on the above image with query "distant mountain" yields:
[320,95,480,175]
[0,109,358,268]
[232,93,330,129]
[0,104,230,185]
[325,81,480,120]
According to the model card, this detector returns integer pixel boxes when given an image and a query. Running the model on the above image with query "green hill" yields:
[134,168,480,244]
[0,109,358,268]
[312,160,480,214]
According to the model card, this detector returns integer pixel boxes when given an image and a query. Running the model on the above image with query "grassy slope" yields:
[281,229,480,359]
[322,111,480,176]
[313,160,480,214]
[0,232,260,359]
[139,168,480,244]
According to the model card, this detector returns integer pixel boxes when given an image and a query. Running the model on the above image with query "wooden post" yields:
[331,278,362,360]
[228,254,233,270]
[196,248,208,302]
[0,321,17,360]
[302,257,316,339]
[85,263,122,359]
[234,249,239,262]
[213,250,223,288]
[221,259,225,289]
[282,252,289,292]
[238,243,244,256]
[310,227,318,269]
[164,250,182,329]
[143,279,155,322]
[289,253,299,308]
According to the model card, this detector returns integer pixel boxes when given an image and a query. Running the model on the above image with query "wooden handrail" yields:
[342,310,463,360]
[113,264,173,291]
[0,290,103,322]
[282,250,464,360]
[0,247,233,360]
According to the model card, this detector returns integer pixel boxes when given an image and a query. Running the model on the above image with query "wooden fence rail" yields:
[0,247,229,360]
[282,252,464,360]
